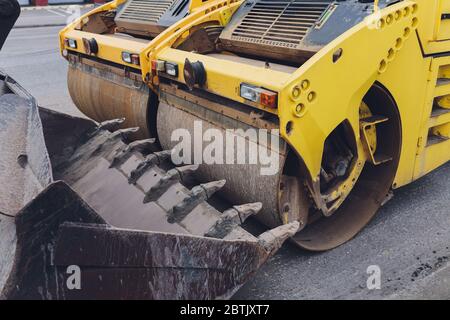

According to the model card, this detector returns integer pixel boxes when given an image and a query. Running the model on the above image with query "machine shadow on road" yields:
[235,161,450,300]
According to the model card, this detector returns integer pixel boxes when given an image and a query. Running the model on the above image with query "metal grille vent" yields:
[115,0,190,37]
[231,0,330,48]
[118,0,178,23]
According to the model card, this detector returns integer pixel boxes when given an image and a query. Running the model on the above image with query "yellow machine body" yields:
[60,0,450,250]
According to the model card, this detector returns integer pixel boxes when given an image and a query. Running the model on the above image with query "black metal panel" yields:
[220,0,392,63]
[229,0,331,46]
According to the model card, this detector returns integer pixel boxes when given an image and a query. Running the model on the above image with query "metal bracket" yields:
[360,115,393,165]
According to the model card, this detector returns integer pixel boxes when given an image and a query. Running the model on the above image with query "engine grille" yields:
[115,0,189,38]
[118,0,177,24]
[220,0,332,62]
[233,0,330,47]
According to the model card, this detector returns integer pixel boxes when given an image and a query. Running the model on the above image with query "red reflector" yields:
[260,90,278,108]
[131,54,140,66]
[151,60,158,73]
[151,60,166,73]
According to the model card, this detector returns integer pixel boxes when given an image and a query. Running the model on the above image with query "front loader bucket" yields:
[1,181,295,299]
[0,71,298,299]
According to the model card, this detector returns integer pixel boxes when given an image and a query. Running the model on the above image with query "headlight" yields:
[240,83,278,109]
[122,52,140,66]
[65,38,77,49]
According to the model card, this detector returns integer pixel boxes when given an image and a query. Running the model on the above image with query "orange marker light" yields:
[151,60,158,73]
[151,60,166,73]
[240,83,278,109]
[260,90,278,109]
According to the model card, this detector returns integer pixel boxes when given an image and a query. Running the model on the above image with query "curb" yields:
[21,4,94,11]
[13,23,67,29]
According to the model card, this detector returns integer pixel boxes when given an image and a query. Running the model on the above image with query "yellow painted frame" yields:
[58,0,240,71]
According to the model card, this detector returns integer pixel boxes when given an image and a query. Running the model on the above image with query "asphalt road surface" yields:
[1,6,92,116]
[1,7,449,300]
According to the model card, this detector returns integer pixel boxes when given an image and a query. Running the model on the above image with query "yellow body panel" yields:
[141,0,243,78]
[155,48,289,115]
[59,0,241,73]
[436,0,450,40]
[276,1,421,181]
[62,30,148,70]
[59,0,125,51]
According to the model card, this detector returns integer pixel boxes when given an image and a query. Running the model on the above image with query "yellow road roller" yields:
[61,0,450,251]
